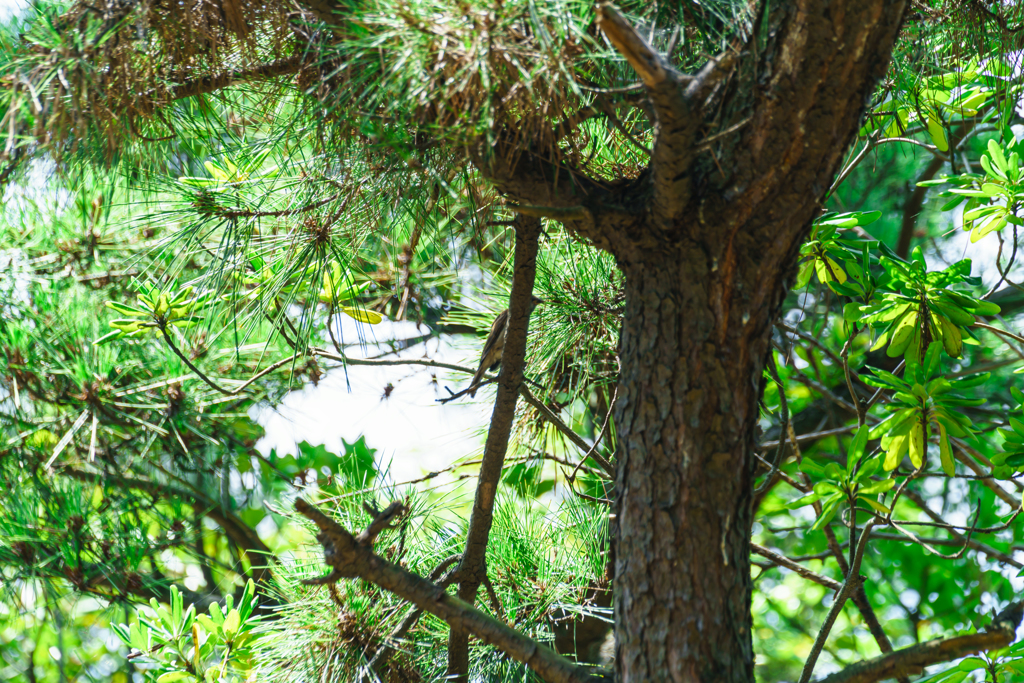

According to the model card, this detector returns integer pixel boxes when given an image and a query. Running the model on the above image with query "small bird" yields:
[468,295,543,397]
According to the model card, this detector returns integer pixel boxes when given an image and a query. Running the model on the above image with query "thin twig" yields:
[568,386,618,482]
[750,544,842,591]
[520,385,616,478]
[755,353,790,496]
[798,520,877,683]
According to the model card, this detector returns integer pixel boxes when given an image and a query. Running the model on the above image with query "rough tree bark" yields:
[489,2,910,681]
[612,252,763,681]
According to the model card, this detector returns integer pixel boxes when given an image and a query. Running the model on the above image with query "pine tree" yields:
[3,2,1024,683]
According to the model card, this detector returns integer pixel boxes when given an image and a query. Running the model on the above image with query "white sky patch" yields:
[0,0,25,21]
[253,315,492,485]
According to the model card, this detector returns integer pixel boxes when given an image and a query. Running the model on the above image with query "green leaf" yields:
[988,139,1008,172]
[971,300,1001,316]
[887,309,920,357]
[223,609,240,640]
[795,261,815,289]
[196,614,217,634]
[908,422,926,469]
[783,492,821,509]
[800,459,829,477]
[883,433,909,471]
[859,497,891,515]
[940,195,966,212]
[157,673,192,683]
[847,425,870,474]
[129,622,150,651]
[927,116,949,152]
[209,601,224,625]
[813,482,842,496]
[105,300,147,316]
[857,478,895,496]
[843,302,865,322]
[938,423,955,477]
[971,215,1007,242]
[178,176,222,187]
[341,306,384,324]
[93,329,124,346]
[958,657,986,672]
[812,496,843,531]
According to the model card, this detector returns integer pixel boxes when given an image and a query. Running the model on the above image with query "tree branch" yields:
[816,607,1022,683]
[294,498,598,683]
[900,488,1023,568]
[596,3,718,227]
[447,215,542,681]
[167,56,304,102]
[800,520,877,683]
[596,4,683,89]
[751,544,841,591]
[520,385,616,479]
[366,554,462,676]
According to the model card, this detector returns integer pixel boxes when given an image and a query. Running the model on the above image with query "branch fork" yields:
[294,498,598,683]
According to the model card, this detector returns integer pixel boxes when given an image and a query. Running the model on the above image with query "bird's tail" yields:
[467,369,486,397]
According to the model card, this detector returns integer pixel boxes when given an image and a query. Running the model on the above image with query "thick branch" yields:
[596,4,708,228]
[294,499,597,683]
[596,4,681,89]
[447,215,542,680]
[817,618,1020,683]
[725,0,909,317]
[167,56,304,102]
[479,141,633,251]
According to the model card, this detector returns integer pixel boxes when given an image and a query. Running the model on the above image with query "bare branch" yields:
[294,499,598,683]
[167,56,305,102]
[900,488,1023,569]
[816,605,1022,683]
[799,520,877,683]
[596,4,683,88]
[358,501,408,546]
[448,216,542,680]
[750,544,842,591]
[520,385,616,479]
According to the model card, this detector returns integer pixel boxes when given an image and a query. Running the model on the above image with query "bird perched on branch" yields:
[468,295,543,397]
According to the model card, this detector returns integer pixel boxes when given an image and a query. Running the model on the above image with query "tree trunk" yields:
[612,243,772,683]
[486,3,910,681]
